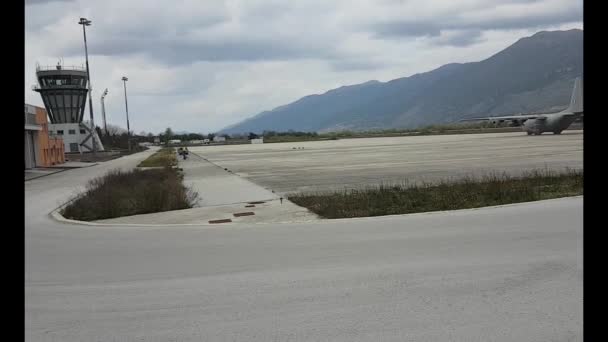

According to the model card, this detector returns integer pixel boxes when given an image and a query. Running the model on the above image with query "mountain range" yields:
[219,29,582,134]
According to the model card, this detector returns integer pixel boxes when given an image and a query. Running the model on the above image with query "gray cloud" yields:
[26,0,74,5]
[428,30,486,47]
[329,59,385,72]
[470,9,583,31]
[374,21,442,38]
[371,1,583,45]
[60,37,335,65]
[26,1,354,67]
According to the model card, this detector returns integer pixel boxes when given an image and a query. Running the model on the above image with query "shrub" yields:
[61,167,199,221]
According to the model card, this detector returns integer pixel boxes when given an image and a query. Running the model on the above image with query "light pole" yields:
[78,17,96,157]
[100,88,108,135]
[122,76,131,151]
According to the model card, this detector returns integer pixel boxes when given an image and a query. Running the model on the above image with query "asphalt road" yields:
[25,142,583,341]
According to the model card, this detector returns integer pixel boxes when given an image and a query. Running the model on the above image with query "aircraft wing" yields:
[460,114,543,122]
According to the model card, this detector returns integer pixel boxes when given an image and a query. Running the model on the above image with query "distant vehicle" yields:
[169,139,181,145]
[461,77,583,135]
[177,147,189,159]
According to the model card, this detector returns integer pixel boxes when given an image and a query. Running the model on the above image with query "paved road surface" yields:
[25,146,583,341]
[94,150,319,225]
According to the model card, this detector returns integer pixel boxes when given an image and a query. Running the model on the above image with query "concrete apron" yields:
[52,150,319,226]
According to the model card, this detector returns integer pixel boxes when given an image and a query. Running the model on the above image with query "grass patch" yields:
[288,169,583,219]
[137,147,177,167]
[61,167,199,221]
[264,135,333,143]
[258,123,528,144]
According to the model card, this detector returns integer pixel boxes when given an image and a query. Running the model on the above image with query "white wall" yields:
[49,123,105,152]
[25,104,36,115]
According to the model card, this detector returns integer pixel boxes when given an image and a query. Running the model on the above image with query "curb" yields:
[49,195,582,228]
[50,209,238,227]
[25,169,67,181]
[25,163,99,182]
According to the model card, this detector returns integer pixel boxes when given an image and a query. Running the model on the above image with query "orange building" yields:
[24,104,65,168]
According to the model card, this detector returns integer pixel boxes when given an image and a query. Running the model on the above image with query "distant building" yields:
[251,138,264,144]
[213,136,226,142]
[25,104,65,169]
[153,137,160,145]
[169,139,182,145]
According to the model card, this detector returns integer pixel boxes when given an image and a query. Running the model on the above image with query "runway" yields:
[190,131,583,194]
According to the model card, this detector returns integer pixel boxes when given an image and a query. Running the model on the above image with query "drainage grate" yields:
[209,219,232,224]
[233,212,255,217]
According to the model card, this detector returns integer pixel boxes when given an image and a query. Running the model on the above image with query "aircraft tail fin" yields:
[566,77,583,113]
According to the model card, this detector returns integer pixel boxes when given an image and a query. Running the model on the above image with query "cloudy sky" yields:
[25,0,583,134]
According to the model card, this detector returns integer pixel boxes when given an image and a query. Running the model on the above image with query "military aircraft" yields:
[461,77,583,135]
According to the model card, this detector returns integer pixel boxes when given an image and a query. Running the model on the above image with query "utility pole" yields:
[122,76,131,151]
[79,17,97,157]
[101,88,108,135]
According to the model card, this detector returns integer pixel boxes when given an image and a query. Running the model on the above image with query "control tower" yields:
[33,62,104,153]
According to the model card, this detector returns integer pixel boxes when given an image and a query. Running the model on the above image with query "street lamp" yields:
[78,17,97,157]
[122,76,131,151]
[100,88,108,135]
